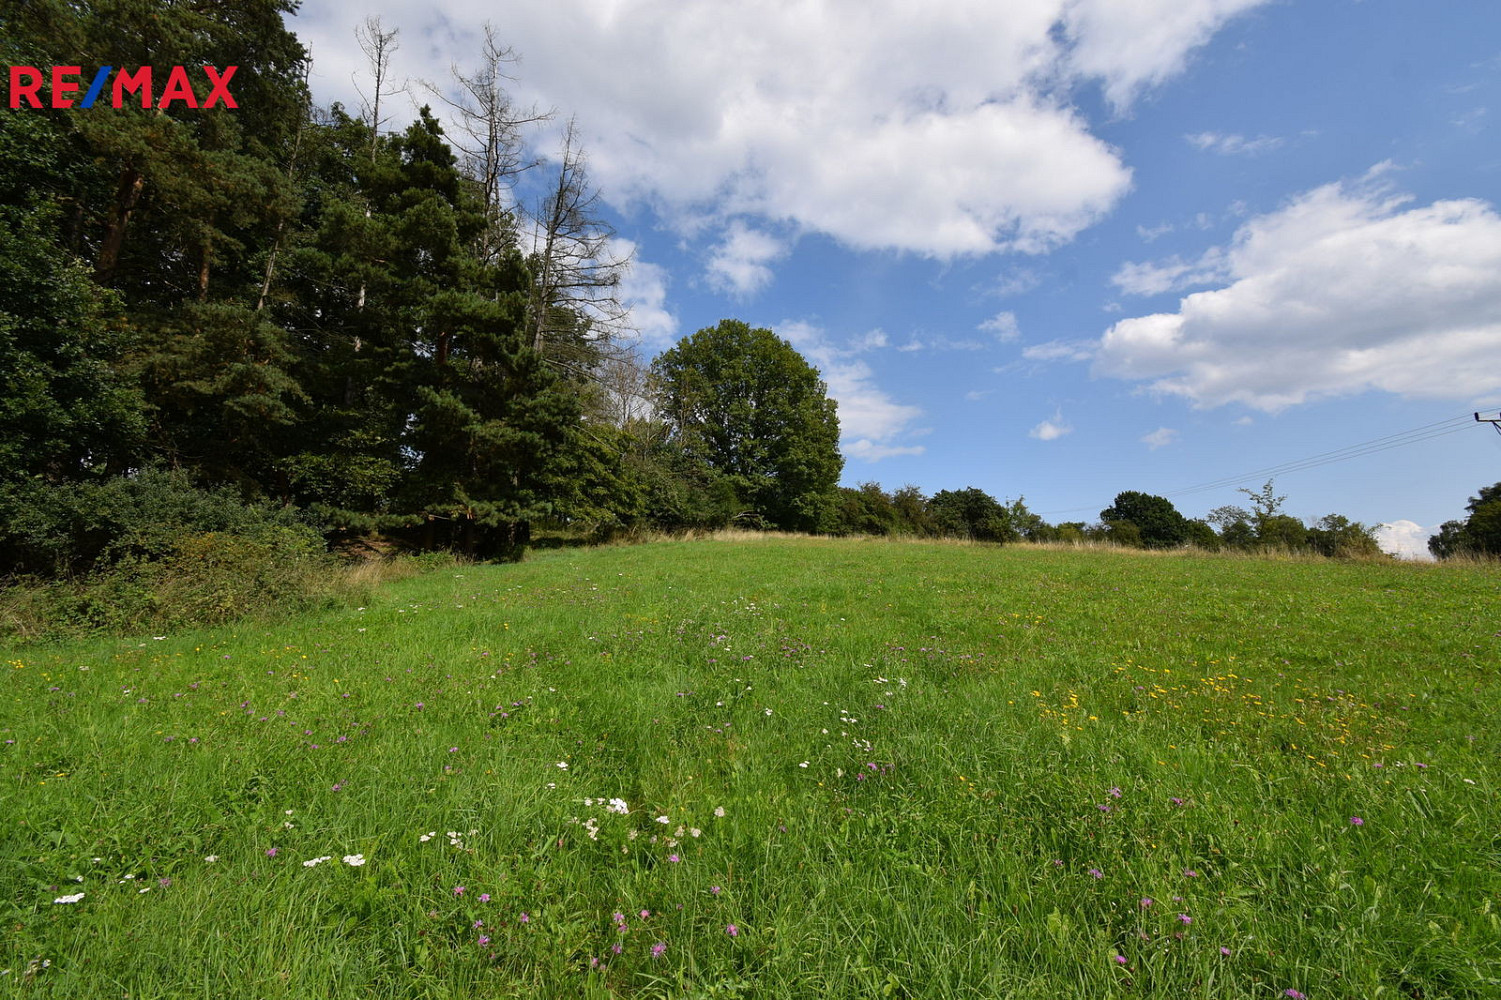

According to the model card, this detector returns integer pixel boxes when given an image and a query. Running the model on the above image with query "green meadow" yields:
[2,537,1498,998]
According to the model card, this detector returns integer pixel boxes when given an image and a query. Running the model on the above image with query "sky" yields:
[289,0,1501,558]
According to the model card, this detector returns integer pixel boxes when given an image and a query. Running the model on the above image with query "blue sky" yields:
[292,0,1501,556]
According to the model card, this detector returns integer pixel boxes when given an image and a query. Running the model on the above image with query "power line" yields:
[1036,406,1500,518]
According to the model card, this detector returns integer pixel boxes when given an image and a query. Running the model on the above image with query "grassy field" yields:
[2,537,1498,998]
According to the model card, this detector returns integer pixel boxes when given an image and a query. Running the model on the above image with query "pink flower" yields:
[453,886,465,896]
[725,924,739,937]
[651,942,666,959]
[668,854,680,863]
[1349,816,1364,826]
[1140,898,1153,909]
[1178,914,1192,924]
[640,909,650,919]
[1285,991,1306,999]
[265,848,278,857]
[478,935,490,946]
[1114,955,1128,965]
[479,893,490,902]
[519,912,530,923]
[1220,947,1232,956]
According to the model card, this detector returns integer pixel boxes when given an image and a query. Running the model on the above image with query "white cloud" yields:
[1136,221,1175,242]
[293,0,1268,282]
[1112,246,1229,295]
[776,320,925,461]
[851,329,889,352]
[1185,131,1285,155]
[1022,339,1096,363]
[613,242,678,347]
[1376,520,1436,561]
[704,221,787,298]
[1061,0,1272,108]
[979,311,1022,342]
[1029,410,1072,441]
[1139,427,1178,449]
[1094,169,1501,410]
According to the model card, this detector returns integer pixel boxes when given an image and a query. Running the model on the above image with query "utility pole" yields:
[1476,411,1501,437]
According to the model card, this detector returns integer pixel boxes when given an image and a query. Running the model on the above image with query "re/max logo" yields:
[7,66,238,109]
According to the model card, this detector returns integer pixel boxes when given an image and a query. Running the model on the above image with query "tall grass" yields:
[2,538,1497,997]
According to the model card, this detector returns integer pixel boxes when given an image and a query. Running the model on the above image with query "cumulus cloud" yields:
[612,242,678,346]
[776,321,926,462]
[1140,427,1178,449]
[1094,168,1501,410]
[704,221,788,298]
[293,0,1269,282]
[1029,410,1073,440]
[1376,520,1436,561]
[1185,131,1285,155]
[979,311,1022,342]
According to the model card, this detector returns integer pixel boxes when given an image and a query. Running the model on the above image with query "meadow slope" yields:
[2,538,1498,998]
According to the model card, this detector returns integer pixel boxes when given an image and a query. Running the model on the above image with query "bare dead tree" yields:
[420,24,551,265]
[528,118,633,366]
[354,16,402,161]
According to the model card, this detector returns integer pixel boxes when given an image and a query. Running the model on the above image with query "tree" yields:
[652,319,842,531]
[927,488,1014,542]
[1099,491,1189,548]
[1429,482,1501,558]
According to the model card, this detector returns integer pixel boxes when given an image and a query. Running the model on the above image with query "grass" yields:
[2,536,1498,998]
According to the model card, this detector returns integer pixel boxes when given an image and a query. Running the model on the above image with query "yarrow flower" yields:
[53,893,85,904]
[607,798,629,814]
[342,854,366,866]
[303,856,332,868]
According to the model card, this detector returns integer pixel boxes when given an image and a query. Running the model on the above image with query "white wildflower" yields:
[607,798,629,815]
[342,854,366,866]
[53,893,85,904]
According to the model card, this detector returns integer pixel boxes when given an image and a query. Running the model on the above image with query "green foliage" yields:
[1429,482,1501,559]
[0,469,318,577]
[652,319,842,531]
[926,487,1017,542]
[1099,491,1189,548]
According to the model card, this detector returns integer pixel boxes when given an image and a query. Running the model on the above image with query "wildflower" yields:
[53,893,85,904]
[1184,869,1198,877]
[799,761,809,768]
[1088,868,1103,879]
[479,893,491,902]
[265,848,278,857]
[454,886,465,896]
[714,806,726,818]
[1178,914,1192,924]
[1140,898,1153,909]
[710,885,722,895]
[519,912,530,923]
[556,761,568,769]
[204,855,218,863]
[640,909,651,919]
[478,935,490,946]
[331,784,343,792]
[1170,797,1184,806]
[656,815,670,824]
[607,798,629,814]
[1220,947,1231,956]
[726,924,739,937]
[1285,991,1306,999]
[668,854,680,863]
[1114,955,1127,965]
[651,942,667,958]
[1108,787,1122,798]
[342,854,366,866]
[473,920,484,928]
[690,828,702,838]
[1349,816,1364,826]
[611,943,623,955]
